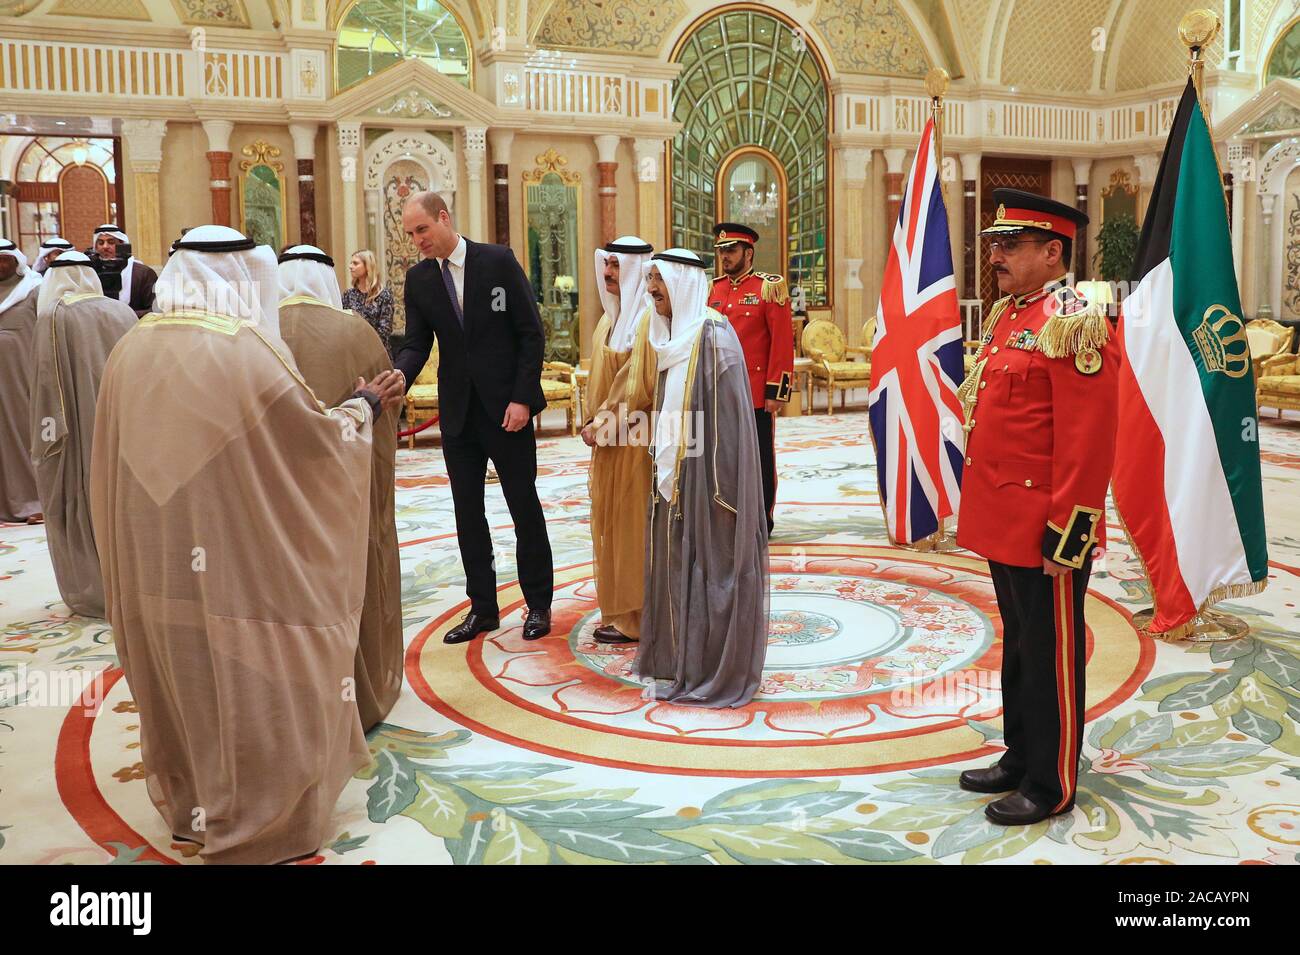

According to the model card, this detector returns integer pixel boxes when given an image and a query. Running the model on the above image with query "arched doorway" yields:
[717,145,786,277]
[12,137,117,260]
[670,7,830,303]
[362,130,457,332]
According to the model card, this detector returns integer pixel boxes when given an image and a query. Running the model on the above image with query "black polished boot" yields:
[958,764,1023,794]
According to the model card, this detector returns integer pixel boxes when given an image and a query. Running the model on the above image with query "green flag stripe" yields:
[1168,96,1268,582]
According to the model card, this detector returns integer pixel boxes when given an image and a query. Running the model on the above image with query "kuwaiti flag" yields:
[868,118,965,545]
[1113,78,1268,639]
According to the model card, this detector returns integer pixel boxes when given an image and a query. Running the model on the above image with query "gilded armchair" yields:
[802,319,873,414]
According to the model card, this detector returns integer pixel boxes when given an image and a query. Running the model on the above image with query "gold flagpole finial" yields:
[924,67,950,102]
[925,68,950,192]
[1180,9,1220,135]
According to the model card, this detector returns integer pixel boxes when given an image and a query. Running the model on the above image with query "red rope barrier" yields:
[398,414,439,439]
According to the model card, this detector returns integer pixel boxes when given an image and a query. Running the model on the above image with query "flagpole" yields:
[1180,9,1220,138]
[1131,9,1248,645]
[915,67,960,555]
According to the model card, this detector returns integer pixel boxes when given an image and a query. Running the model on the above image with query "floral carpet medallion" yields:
[3,412,1300,865]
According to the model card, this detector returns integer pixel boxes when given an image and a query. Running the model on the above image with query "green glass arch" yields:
[670,9,829,305]
[336,0,472,92]
[1266,17,1300,81]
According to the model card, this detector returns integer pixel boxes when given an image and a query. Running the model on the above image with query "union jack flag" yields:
[868,118,965,545]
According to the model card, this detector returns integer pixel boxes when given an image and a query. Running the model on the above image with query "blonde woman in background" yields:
[341,250,395,354]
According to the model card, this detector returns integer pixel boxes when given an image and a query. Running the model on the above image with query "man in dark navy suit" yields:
[395,192,553,643]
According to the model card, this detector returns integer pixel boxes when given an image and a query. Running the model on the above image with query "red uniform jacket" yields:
[708,269,795,408]
[955,283,1118,569]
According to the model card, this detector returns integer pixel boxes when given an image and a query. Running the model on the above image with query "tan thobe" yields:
[585,309,657,638]
[29,292,136,616]
[279,296,402,732]
[0,282,41,522]
[90,310,375,865]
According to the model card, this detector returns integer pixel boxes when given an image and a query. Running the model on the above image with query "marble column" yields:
[593,134,620,247]
[1071,158,1092,281]
[1260,193,1277,321]
[959,153,980,302]
[461,126,487,242]
[288,123,319,247]
[201,120,234,227]
[337,121,361,257]
[633,138,666,251]
[837,146,871,344]
[489,128,515,247]
[120,118,167,267]
[1230,141,1247,286]
[1134,153,1161,224]
[883,148,907,245]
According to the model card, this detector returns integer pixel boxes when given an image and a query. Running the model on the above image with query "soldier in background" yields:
[709,223,794,537]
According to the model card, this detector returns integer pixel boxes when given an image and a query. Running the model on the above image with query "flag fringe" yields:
[1144,577,1268,642]
[1036,303,1111,359]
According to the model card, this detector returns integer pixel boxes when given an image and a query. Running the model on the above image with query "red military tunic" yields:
[708,269,795,408]
[955,282,1118,569]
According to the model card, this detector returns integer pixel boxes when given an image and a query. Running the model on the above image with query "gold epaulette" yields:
[985,296,1012,335]
[757,272,789,306]
[1036,283,1112,359]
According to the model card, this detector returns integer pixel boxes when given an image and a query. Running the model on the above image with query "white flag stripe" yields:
[1123,258,1251,603]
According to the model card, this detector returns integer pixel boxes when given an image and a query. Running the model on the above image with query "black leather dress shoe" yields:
[593,625,636,645]
[985,791,1070,826]
[443,613,499,644]
[522,608,551,641]
[959,764,1023,794]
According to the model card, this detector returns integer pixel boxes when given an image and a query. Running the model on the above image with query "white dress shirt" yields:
[441,235,467,313]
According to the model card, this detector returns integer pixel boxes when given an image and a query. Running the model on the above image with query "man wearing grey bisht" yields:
[633,248,769,708]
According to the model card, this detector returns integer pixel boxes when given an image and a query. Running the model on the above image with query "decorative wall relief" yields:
[813,0,930,77]
[170,0,251,28]
[1286,192,1300,320]
[291,49,325,99]
[374,89,455,119]
[50,0,150,20]
[523,150,581,364]
[382,160,428,333]
[238,141,286,250]
[1102,168,1138,223]
[535,0,686,53]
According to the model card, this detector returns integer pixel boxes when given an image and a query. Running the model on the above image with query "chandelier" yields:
[731,182,779,225]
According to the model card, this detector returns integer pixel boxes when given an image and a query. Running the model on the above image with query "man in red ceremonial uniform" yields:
[955,189,1118,826]
[709,223,795,536]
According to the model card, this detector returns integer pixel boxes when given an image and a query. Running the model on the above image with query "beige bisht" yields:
[0,241,43,522]
[90,226,375,865]
[587,237,657,638]
[278,244,402,731]
[29,253,136,616]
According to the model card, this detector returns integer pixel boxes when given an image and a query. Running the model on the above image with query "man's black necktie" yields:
[441,257,464,327]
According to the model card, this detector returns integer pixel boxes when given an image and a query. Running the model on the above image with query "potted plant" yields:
[1093,213,1140,282]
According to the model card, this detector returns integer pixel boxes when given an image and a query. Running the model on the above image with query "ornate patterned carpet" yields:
[3,409,1299,865]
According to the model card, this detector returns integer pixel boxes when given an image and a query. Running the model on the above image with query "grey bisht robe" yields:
[29,292,136,616]
[634,318,769,707]
[0,283,41,522]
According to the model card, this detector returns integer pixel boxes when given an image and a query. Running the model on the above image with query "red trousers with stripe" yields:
[989,560,1089,812]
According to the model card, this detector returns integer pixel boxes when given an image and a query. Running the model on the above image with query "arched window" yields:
[670,9,830,306]
[14,137,117,261]
[336,0,472,92]
[1266,17,1300,82]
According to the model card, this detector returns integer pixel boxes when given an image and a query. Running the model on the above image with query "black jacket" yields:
[395,239,546,437]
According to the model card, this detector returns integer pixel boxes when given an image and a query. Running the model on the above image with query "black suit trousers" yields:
[989,559,1090,813]
[442,388,554,616]
[754,408,776,536]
